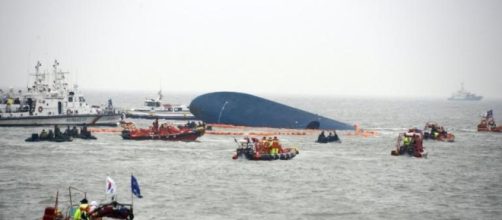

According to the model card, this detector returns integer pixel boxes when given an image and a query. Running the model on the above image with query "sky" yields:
[0,0,501,98]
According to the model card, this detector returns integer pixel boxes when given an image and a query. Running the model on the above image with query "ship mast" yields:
[52,60,70,96]
[31,61,49,94]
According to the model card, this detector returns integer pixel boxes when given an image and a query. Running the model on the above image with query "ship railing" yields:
[0,104,32,114]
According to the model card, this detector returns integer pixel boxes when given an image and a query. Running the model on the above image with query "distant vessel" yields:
[0,60,120,126]
[189,92,353,130]
[126,90,196,120]
[448,83,482,101]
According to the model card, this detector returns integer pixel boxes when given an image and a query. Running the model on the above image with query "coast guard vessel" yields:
[0,60,120,126]
[448,83,482,101]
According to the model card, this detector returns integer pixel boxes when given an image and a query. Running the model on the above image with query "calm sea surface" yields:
[1,91,501,220]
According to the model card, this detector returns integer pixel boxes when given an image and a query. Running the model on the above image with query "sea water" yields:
[1,92,501,220]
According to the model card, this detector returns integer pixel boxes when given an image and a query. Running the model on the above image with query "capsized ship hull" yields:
[189,92,353,130]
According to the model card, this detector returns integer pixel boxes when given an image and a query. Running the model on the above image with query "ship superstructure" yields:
[0,60,120,126]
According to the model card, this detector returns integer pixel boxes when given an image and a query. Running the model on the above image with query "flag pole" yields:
[55,190,59,211]
[131,173,134,207]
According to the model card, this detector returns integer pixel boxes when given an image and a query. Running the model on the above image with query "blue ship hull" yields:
[189,92,353,130]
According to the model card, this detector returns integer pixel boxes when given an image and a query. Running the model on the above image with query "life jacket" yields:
[403,137,410,145]
[74,204,90,220]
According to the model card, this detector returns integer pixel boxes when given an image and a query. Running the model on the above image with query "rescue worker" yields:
[81,124,90,138]
[6,96,13,113]
[54,125,62,139]
[47,129,54,140]
[403,135,410,147]
[413,134,423,157]
[71,126,79,138]
[488,119,496,129]
[39,129,48,140]
[403,135,412,154]
[258,137,267,153]
[270,136,280,155]
[64,125,71,136]
[264,137,273,154]
[152,118,159,134]
[317,131,326,142]
[333,130,340,142]
[73,198,90,220]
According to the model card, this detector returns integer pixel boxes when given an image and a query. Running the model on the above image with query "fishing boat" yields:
[126,90,196,120]
[121,119,205,141]
[448,83,482,101]
[232,137,299,160]
[0,60,120,126]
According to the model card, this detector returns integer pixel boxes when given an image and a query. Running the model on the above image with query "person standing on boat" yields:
[270,136,280,155]
[54,125,62,139]
[317,131,326,142]
[152,118,159,134]
[47,129,54,140]
[333,130,340,142]
[413,134,423,156]
[27,98,33,115]
[5,96,13,113]
[73,198,90,220]
[81,124,89,138]
[71,126,79,138]
[39,129,48,140]
[64,126,71,136]
[403,135,411,150]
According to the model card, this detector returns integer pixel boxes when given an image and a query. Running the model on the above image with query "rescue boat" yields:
[121,120,205,141]
[478,110,502,132]
[423,122,455,142]
[232,137,299,160]
[316,131,341,143]
[391,131,427,158]
[90,201,134,220]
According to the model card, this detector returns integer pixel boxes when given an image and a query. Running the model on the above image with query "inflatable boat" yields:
[391,131,427,158]
[232,137,299,160]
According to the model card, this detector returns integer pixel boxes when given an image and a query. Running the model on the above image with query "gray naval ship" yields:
[0,60,120,126]
[448,83,482,101]
[189,91,353,130]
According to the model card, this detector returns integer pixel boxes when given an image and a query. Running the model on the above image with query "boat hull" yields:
[448,97,482,101]
[126,111,196,120]
[190,92,353,130]
[234,147,299,160]
[121,128,205,141]
[0,114,120,126]
[477,126,502,132]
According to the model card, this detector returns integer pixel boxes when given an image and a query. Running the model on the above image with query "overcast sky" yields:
[0,0,501,98]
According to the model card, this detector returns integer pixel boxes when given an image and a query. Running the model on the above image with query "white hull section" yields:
[126,111,195,120]
[448,97,482,101]
[0,114,120,126]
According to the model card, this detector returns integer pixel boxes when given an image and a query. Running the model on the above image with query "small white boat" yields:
[126,90,196,120]
[0,60,120,126]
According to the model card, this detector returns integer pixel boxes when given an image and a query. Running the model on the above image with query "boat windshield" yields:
[145,101,160,107]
